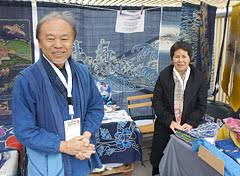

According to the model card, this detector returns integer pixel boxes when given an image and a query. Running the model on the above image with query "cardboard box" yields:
[198,146,224,175]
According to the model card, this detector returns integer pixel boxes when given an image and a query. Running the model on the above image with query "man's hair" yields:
[170,41,193,62]
[36,11,77,40]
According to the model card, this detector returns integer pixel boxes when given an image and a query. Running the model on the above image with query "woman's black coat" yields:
[150,64,208,167]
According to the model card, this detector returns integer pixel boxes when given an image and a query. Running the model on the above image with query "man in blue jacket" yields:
[12,11,104,176]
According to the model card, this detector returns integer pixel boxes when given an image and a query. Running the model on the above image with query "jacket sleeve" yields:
[153,76,175,128]
[12,75,61,154]
[185,77,208,127]
[82,73,104,135]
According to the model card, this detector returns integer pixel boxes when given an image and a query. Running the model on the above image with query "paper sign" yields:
[115,10,145,33]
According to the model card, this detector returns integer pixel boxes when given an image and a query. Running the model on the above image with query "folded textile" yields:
[216,124,230,140]
[189,122,220,138]
[216,124,240,148]
[215,139,240,164]
[175,129,196,145]
[230,131,240,149]
[223,117,240,133]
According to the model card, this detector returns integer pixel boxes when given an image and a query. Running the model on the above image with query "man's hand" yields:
[75,137,96,160]
[59,136,95,158]
[59,131,95,160]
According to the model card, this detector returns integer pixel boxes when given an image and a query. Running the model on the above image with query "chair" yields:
[127,94,155,162]
[127,94,155,134]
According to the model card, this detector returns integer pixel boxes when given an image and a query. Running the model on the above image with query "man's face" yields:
[38,18,75,68]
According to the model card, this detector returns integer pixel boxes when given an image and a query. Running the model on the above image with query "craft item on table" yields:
[230,131,240,149]
[216,124,230,140]
[223,117,240,144]
[96,81,112,105]
[102,110,132,123]
[216,124,240,149]
[223,117,240,133]
[203,113,215,122]
[104,105,120,113]
[189,122,220,138]
[175,129,196,145]
[215,139,240,164]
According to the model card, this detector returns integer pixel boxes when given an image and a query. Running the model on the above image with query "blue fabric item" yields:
[12,56,104,175]
[27,147,64,176]
[192,139,240,176]
[189,122,220,138]
[96,121,142,164]
[180,2,216,95]
[215,139,240,164]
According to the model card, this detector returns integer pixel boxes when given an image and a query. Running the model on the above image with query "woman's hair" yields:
[170,41,193,62]
[36,11,77,40]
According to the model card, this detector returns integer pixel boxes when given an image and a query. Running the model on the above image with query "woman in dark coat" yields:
[150,41,208,175]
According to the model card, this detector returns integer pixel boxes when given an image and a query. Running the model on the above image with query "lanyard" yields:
[44,55,74,118]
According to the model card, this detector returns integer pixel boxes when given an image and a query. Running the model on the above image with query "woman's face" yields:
[172,49,190,75]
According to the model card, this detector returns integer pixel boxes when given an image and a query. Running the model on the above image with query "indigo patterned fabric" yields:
[0,0,33,121]
[37,3,161,94]
[179,2,216,95]
[37,3,183,108]
[189,122,220,138]
[175,122,220,144]
[36,2,215,108]
[96,121,142,164]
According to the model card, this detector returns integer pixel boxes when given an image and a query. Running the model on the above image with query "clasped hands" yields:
[60,132,95,160]
[170,121,192,133]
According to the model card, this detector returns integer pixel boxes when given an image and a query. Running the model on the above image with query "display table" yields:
[159,135,221,176]
[92,111,142,175]
[96,120,142,164]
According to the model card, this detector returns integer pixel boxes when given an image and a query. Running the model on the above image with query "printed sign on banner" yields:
[115,10,145,33]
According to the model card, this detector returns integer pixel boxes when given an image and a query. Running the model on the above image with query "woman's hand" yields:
[181,123,193,131]
[170,121,183,133]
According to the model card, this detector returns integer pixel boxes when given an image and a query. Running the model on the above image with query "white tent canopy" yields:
[37,0,240,8]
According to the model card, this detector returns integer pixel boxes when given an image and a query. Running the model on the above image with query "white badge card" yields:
[64,118,81,141]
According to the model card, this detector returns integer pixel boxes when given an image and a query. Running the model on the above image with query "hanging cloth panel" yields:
[221,3,240,112]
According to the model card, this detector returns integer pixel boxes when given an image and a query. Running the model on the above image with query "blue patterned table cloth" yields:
[96,121,142,164]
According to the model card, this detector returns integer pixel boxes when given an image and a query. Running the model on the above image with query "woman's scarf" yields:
[173,66,190,124]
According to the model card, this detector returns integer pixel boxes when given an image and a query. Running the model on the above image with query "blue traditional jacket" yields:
[12,56,104,176]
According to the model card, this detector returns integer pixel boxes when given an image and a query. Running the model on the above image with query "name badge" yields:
[64,118,81,141]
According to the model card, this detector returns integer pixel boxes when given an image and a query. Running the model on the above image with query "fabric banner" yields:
[199,2,216,95]
[37,3,164,108]
[159,7,181,71]
[179,2,216,95]
[221,3,240,112]
[0,1,33,121]
[0,2,33,175]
